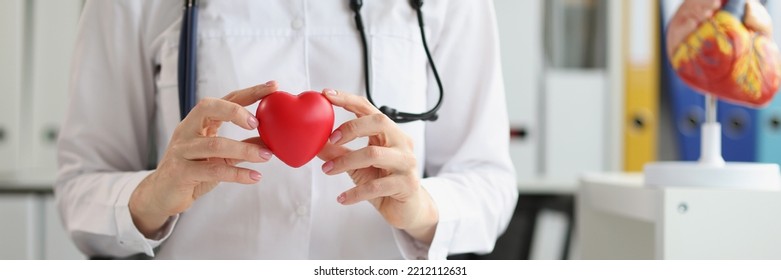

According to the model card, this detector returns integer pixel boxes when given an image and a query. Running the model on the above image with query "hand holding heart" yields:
[256,89,438,243]
[255,88,438,243]
[130,82,438,244]
[316,89,439,244]
[130,81,278,238]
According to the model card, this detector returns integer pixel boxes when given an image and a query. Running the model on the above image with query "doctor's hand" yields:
[129,81,278,238]
[317,89,439,244]
[666,0,772,57]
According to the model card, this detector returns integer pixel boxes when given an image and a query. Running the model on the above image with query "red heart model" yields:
[256,91,334,168]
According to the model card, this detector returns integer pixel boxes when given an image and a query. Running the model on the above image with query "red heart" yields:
[256,91,334,168]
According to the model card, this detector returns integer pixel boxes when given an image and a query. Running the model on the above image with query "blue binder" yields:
[662,23,704,161]
[665,67,704,161]
[718,101,758,162]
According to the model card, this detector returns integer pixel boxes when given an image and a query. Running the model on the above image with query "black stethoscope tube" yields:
[351,0,443,123]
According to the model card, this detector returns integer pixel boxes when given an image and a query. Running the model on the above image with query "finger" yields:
[683,0,720,20]
[745,0,773,36]
[223,137,273,165]
[224,158,242,166]
[693,0,720,13]
[189,161,262,184]
[337,176,411,205]
[322,146,416,175]
[180,137,273,163]
[666,0,722,57]
[317,142,352,162]
[183,97,258,132]
[222,80,279,106]
[322,88,380,117]
[240,136,270,149]
[330,113,400,146]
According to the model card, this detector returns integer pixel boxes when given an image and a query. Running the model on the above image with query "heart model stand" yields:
[644,95,780,190]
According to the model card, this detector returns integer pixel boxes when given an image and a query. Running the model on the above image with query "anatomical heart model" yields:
[643,0,781,191]
[667,0,781,107]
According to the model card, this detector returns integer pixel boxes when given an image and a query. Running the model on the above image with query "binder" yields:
[757,0,781,165]
[712,0,780,163]
[662,0,705,161]
[0,0,25,174]
[756,97,781,164]
[717,101,758,162]
[623,0,660,171]
[665,60,705,161]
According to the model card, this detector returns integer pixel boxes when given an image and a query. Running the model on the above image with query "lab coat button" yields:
[291,18,304,30]
[296,205,308,216]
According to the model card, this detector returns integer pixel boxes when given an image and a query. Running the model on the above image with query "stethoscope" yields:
[178,0,444,123]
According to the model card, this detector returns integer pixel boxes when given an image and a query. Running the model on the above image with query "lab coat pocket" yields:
[369,34,429,116]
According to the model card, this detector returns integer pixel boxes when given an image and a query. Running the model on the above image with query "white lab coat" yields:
[56,0,517,259]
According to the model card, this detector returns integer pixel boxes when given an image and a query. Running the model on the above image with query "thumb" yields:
[744,0,773,36]
[666,0,723,58]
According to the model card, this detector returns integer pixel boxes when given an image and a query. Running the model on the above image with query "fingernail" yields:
[265,80,276,87]
[329,130,342,144]
[337,193,346,204]
[247,116,259,129]
[259,148,273,160]
[325,89,337,96]
[250,171,262,181]
[322,161,334,174]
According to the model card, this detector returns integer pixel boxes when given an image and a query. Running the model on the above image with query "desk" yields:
[576,172,781,259]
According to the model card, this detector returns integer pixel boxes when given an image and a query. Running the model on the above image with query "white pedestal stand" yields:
[644,96,780,190]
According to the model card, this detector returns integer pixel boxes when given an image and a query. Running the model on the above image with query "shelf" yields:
[0,168,56,192]
[517,177,579,195]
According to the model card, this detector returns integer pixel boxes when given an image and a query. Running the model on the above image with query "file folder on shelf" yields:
[661,0,704,162]
[756,97,781,164]
[664,56,705,161]
[623,0,660,171]
[757,0,781,165]
[718,101,758,162]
